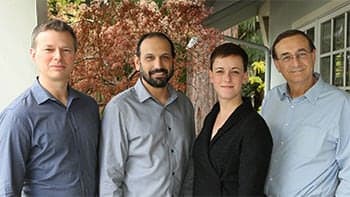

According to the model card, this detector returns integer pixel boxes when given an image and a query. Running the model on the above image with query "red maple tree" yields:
[50,0,222,133]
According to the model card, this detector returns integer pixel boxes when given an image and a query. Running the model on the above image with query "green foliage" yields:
[238,17,265,110]
[239,17,264,65]
[48,0,86,15]
[242,61,265,111]
[153,0,165,8]
[48,0,87,23]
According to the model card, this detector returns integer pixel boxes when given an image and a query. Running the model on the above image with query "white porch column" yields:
[0,0,47,111]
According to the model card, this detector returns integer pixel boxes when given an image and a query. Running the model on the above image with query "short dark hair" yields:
[210,42,248,72]
[271,29,315,59]
[31,19,78,52]
[136,32,175,58]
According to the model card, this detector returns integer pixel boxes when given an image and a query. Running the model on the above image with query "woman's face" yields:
[209,55,248,102]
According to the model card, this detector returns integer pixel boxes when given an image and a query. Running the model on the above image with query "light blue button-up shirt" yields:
[99,79,195,197]
[0,79,100,197]
[262,73,350,197]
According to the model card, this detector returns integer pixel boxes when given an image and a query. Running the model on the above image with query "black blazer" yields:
[193,98,272,197]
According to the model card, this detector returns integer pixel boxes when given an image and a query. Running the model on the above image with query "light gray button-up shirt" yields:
[99,79,195,197]
[262,73,350,196]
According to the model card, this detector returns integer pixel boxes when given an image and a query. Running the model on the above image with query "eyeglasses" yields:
[277,50,312,63]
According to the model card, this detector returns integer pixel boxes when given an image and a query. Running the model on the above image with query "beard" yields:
[139,65,174,88]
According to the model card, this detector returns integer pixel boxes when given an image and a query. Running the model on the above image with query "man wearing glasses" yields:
[262,29,350,196]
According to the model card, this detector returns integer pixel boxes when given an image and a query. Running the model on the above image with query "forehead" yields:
[213,55,244,68]
[275,34,309,54]
[140,37,171,55]
[35,30,74,46]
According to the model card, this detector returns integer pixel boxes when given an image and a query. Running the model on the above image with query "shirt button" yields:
[171,149,174,153]
[168,127,171,131]
[172,172,175,175]
[280,141,284,145]
[269,177,273,181]
[291,105,295,108]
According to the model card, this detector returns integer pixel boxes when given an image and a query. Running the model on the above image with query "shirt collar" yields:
[277,72,324,104]
[31,77,80,105]
[134,78,178,104]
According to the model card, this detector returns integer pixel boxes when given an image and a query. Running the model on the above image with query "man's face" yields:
[134,36,174,88]
[274,34,316,86]
[30,30,76,84]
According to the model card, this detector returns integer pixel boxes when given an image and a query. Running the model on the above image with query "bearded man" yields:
[99,32,195,197]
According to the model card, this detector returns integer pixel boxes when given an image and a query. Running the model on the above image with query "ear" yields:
[29,48,36,61]
[208,70,214,84]
[134,55,141,71]
[274,59,282,73]
[243,71,249,84]
[310,49,316,66]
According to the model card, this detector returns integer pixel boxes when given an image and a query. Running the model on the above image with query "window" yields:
[301,5,350,92]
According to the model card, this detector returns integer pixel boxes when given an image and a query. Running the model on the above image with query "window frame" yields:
[299,3,350,92]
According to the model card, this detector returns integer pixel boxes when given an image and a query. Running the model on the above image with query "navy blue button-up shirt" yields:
[0,79,100,197]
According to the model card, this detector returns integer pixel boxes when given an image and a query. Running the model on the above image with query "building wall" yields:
[267,0,329,88]
[0,1,47,111]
